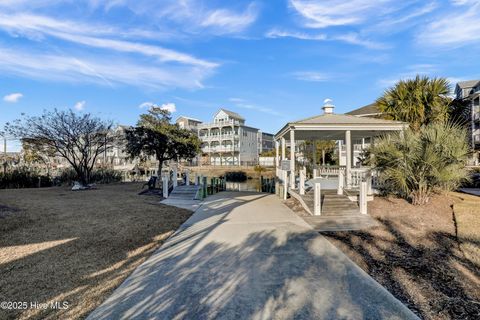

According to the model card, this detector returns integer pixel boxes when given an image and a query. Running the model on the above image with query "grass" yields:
[451,192,480,267]
[321,192,480,320]
[0,183,192,320]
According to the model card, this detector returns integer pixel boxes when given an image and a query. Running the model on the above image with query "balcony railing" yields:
[199,133,239,141]
[198,120,242,129]
[202,146,238,153]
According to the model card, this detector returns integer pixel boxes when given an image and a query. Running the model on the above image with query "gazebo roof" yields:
[275,113,407,140]
[291,113,402,125]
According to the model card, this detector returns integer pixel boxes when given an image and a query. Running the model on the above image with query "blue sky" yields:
[1,0,480,150]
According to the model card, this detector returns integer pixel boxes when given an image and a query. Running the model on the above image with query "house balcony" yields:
[202,146,238,153]
[199,133,239,141]
[198,120,242,129]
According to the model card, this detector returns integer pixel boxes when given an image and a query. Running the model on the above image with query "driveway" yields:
[88,192,418,320]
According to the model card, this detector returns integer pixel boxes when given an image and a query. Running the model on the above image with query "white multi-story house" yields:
[258,132,274,154]
[455,80,480,164]
[197,109,259,166]
[176,116,203,132]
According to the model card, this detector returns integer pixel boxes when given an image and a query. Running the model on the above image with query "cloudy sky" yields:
[1,0,480,149]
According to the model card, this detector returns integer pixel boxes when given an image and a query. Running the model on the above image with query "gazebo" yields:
[274,99,407,213]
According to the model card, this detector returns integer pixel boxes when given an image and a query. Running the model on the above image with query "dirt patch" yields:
[0,183,192,320]
[283,197,310,216]
[322,193,480,320]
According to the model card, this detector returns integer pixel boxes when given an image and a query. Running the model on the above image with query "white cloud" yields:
[86,0,258,36]
[266,29,386,49]
[139,101,154,109]
[417,2,480,47]
[139,102,176,113]
[292,71,330,82]
[0,13,217,69]
[377,64,440,88]
[200,3,258,34]
[228,98,282,116]
[3,93,23,103]
[288,0,395,28]
[0,45,213,89]
[160,102,176,113]
[266,29,327,40]
[73,100,86,111]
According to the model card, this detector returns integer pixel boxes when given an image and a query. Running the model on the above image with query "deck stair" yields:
[291,188,378,231]
[160,185,202,211]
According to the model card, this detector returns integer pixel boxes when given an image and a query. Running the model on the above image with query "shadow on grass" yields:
[322,217,480,320]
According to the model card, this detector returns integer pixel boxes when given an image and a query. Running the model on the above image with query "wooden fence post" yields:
[314,182,321,216]
[360,181,367,214]
[162,175,169,198]
[337,171,344,195]
[299,168,305,195]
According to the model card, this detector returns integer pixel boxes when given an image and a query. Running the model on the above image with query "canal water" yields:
[225,179,261,192]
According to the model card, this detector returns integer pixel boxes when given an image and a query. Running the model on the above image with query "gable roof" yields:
[216,108,245,120]
[457,80,480,89]
[346,103,381,116]
[176,115,202,123]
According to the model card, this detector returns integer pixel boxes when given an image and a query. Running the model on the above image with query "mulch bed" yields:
[319,194,480,320]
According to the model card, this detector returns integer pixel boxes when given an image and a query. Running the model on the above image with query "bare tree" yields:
[6,109,113,185]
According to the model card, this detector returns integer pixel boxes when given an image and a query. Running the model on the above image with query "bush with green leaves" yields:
[224,171,247,182]
[0,168,52,189]
[368,123,470,205]
[57,168,122,185]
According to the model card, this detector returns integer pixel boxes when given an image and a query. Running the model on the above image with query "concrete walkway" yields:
[88,192,418,320]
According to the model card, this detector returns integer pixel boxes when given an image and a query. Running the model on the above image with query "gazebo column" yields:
[345,130,352,187]
[281,137,286,161]
[275,140,280,167]
[290,129,295,188]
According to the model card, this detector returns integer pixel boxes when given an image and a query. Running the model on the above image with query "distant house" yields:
[197,109,261,166]
[176,116,203,132]
[258,132,274,154]
[455,80,480,164]
[346,103,383,118]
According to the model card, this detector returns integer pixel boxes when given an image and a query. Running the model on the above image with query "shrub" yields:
[0,168,52,189]
[57,168,122,185]
[224,171,247,182]
[368,123,470,205]
[254,165,267,175]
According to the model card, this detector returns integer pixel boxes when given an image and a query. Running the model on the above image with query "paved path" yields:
[88,192,418,320]
[459,188,480,197]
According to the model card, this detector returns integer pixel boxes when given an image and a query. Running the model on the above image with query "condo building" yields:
[195,109,260,166]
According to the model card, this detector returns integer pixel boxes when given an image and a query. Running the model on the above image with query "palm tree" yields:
[377,76,451,130]
[368,122,469,205]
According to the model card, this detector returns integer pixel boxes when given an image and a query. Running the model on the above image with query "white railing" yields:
[199,134,238,141]
[317,165,346,175]
[350,168,369,188]
[202,146,237,153]
[198,120,242,129]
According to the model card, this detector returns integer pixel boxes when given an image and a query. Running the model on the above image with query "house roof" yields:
[346,103,381,116]
[457,80,480,89]
[275,113,407,140]
[176,115,203,123]
[290,113,402,125]
[216,108,245,120]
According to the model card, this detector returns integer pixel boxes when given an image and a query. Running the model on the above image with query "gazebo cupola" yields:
[322,98,335,114]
